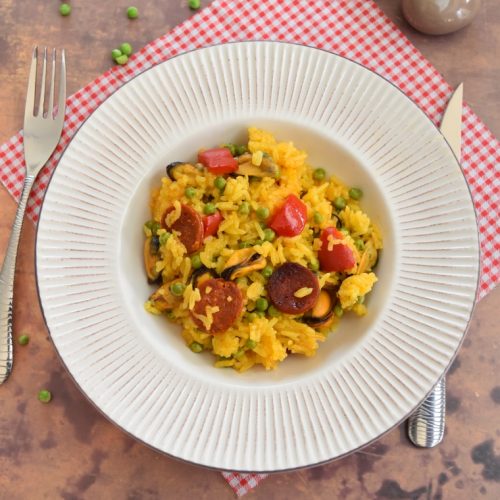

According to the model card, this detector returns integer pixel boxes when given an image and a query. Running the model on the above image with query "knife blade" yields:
[407,83,463,448]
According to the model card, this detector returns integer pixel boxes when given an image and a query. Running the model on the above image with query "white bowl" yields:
[36,42,479,472]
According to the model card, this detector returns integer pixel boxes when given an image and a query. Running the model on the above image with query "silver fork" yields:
[0,47,66,384]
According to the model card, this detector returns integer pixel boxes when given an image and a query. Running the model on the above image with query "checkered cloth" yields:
[1,0,498,496]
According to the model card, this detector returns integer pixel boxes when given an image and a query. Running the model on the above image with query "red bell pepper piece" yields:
[318,227,356,272]
[269,195,307,237]
[202,211,223,239]
[198,148,238,174]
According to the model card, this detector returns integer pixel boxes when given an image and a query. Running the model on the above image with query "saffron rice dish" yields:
[143,128,382,372]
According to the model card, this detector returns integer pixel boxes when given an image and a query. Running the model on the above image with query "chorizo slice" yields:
[266,262,320,315]
[162,204,203,254]
[191,278,243,334]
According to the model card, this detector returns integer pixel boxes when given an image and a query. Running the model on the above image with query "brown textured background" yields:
[0,1,499,499]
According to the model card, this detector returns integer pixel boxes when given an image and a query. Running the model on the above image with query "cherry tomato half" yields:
[318,227,356,272]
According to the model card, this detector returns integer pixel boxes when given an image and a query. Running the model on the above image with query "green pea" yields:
[246,312,258,322]
[340,228,349,236]
[262,266,273,278]
[245,339,257,349]
[59,3,71,16]
[115,54,129,66]
[334,197,346,210]
[127,6,139,19]
[18,334,30,346]
[239,201,250,215]
[170,282,186,297]
[263,228,276,242]
[309,259,320,272]
[38,390,52,404]
[268,305,280,317]
[144,220,161,235]
[120,43,133,56]
[355,239,365,251]
[334,304,344,318]
[159,232,171,246]
[188,0,201,9]
[234,348,245,359]
[236,277,248,287]
[111,49,122,61]
[357,295,365,304]
[255,310,265,317]
[189,341,203,353]
[214,176,226,190]
[313,211,323,224]
[238,241,254,249]
[223,143,236,156]
[191,254,202,269]
[349,187,363,200]
[235,145,248,156]
[203,202,216,215]
[185,186,196,198]
[256,207,269,219]
[313,168,326,181]
[255,297,268,312]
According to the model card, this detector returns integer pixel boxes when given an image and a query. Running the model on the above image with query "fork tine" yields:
[57,49,66,121]
[37,47,47,117]
[47,49,56,119]
[24,46,38,122]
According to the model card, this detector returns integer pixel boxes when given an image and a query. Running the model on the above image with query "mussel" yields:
[235,153,280,178]
[191,265,217,288]
[148,281,182,312]
[303,288,336,327]
[221,248,266,280]
[144,237,161,283]
[166,162,199,181]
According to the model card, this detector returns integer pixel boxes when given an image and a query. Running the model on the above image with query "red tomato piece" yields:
[269,195,307,237]
[202,211,223,239]
[198,148,238,174]
[318,227,356,272]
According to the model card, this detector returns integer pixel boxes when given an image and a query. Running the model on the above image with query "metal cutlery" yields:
[0,47,66,384]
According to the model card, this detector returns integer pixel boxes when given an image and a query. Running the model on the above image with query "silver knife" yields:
[407,83,463,447]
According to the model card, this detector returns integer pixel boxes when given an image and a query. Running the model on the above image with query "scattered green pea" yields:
[127,6,139,19]
[309,259,320,272]
[246,312,258,322]
[236,278,248,288]
[357,295,365,304]
[239,201,250,215]
[262,266,273,279]
[267,305,280,317]
[170,282,186,297]
[313,211,323,224]
[223,143,236,156]
[189,342,203,353]
[111,49,122,61]
[239,241,254,249]
[115,54,129,65]
[214,176,226,190]
[255,297,269,312]
[255,310,266,317]
[38,389,52,404]
[234,348,245,358]
[120,43,133,56]
[334,197,346,210]
[263,228,276,242]
[235,145,248,156]
[334,304,344,318]
[59,3,71,16]
[185,186,196,198]
[191,254,202,269]
[159,232,171,245]
[349,187,363,200]
[18,334,30,346]
[313,168,326,181]
[245,339,257,349]
[355,238,365,251]
[188,0,201,10]
[203,202,216,215]
[339,228,349,236]
[256,207,269,219]
[144,220,161,235]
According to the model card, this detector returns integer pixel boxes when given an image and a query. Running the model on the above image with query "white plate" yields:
[36,42,479,472]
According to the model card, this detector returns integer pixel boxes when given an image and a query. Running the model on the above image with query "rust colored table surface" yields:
[0,1,499,499]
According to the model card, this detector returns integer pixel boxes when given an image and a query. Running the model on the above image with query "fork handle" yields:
[0,174,35,384]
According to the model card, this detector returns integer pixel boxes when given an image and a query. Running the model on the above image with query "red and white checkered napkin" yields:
[1,0,498,495]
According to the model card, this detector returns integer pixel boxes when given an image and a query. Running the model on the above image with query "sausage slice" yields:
[191,278,243,334]
[266,262,320,314]
[162,204,203,254]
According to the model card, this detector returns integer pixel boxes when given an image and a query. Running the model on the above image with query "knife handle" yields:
[408,377,446,447]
